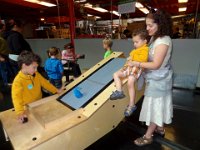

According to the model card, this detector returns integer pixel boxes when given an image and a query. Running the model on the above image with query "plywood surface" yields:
[0,107,87,150]
[29,100,84,128]
[0,52,145,150]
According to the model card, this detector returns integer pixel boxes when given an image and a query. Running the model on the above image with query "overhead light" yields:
[40,18,45,21]
[135,2,144,8]
[139,8,149,14]
[87,14,101,19]
[178,0,188,3]
[85,3,108,12]
[179,7,187,12]
[24,0,56,7]
[84,3,92,7]
[39,1,56,7]
[128,17,145,23]
[112,11,120,16]
[92,7,108,13]
[135,2,149,14]
[75,0,87,3]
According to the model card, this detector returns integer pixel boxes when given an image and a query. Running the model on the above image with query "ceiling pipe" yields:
[55,0,61,35]
[68,0,76,54]
[193,0,199,38]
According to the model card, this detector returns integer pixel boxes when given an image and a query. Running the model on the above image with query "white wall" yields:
[171,39,200,89]
[27,38,200,89]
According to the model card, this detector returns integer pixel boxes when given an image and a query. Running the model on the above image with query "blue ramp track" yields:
[58,58,126,110]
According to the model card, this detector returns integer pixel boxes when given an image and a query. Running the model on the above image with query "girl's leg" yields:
[113,70,126,91]
[127,75,136,106]
[134,122,156,146]
[145,122,157,138]
[155,125,165,136]
[156,126,164,131]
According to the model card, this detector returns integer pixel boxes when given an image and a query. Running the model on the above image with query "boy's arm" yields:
[37,72,58,94]
[12,81,25,115]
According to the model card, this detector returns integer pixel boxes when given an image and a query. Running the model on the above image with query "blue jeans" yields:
[0,61,13,85]
[49,78,62,89]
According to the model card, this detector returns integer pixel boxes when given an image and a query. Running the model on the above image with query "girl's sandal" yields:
[134,135,153,146]
[154,129,165,137]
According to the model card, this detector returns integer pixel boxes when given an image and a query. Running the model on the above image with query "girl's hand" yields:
[76,54,81,58]
[132,61,140,67]
[127,61,134,67]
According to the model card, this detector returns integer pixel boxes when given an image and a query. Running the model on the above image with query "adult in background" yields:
[6,19,32,75]
[0,23,12,86]
[132,9,173,146]
[7,19,32,54]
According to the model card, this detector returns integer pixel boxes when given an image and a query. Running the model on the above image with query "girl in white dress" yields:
[129,10,173,146]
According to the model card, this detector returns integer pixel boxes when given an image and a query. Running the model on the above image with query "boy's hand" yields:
[57,86,66,94]
[18,112,28,124]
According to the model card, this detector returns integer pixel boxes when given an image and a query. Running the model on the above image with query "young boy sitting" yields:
[110,30,149,117]
[45,47,64,88]
[12,51,64,123]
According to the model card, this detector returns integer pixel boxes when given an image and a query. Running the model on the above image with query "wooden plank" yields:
[0,52,144,150]
[0,108,87,150]
[29,100,84,129]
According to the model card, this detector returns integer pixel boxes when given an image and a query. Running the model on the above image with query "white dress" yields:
[139,36,173,127]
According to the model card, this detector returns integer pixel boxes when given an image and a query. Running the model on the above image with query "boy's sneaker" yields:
[110,90,125,100]
[124,105,137,117]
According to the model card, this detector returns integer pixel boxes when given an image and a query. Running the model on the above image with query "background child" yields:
[103,37,113,58]
[45,47,64,88]
[110,30,149,117]
[61,43,82,79]
[12,51,63,123]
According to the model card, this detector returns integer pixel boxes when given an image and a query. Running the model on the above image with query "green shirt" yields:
[104,50,113,58]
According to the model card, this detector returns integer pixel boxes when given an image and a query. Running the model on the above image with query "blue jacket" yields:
[44,58,63,80]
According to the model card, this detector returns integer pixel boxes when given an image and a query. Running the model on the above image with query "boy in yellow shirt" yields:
[110,30,149,117]
[12,51,64,123]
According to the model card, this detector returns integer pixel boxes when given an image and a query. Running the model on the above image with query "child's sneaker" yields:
[124,105,137,117]
[110,90,125,100]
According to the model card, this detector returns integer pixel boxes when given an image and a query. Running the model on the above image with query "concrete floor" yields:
[0,82,200,150]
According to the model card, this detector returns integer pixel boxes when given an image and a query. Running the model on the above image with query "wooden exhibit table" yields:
[0,52,144,150]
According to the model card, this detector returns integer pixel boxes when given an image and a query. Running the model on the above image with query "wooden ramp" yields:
[0,52,144,150]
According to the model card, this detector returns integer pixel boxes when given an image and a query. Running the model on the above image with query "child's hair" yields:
[48,47,59,56]
[132,30,149,41]
[64,43,74,49]
[103,37,113,48]
[18,51,41,69]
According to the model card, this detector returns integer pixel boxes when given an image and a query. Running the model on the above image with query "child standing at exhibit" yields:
[45,47,64,88]
[12,51,63,123]
[103,37,113,58]
[110,30,149,117]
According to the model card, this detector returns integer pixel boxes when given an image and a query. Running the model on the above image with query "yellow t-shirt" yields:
[12,71,57,115]
[129,44,148,62]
